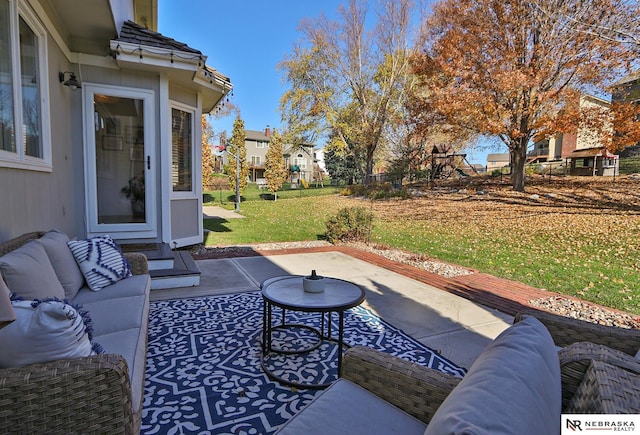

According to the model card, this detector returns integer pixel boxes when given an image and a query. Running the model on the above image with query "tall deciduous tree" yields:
[226,117,248,194]
[410,0,639,191]
[264,130,288,200]
[279,0,415,184]
[201,115,216,190]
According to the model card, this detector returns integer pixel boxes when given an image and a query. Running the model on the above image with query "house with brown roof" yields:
[528,95,618,176]
[0,0,231,248]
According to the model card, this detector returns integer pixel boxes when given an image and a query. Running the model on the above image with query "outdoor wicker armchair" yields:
[341,345,462,424]
[514,309,640,411]
[514,309,640,355]
[0,354,136,434]
[343,311,640,421]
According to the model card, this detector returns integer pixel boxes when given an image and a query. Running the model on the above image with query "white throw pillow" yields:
[67,236,132,291]
[0,240,65,300]
[0,299,100,368]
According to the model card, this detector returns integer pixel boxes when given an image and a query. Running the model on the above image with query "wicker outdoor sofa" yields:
[276,309,640,434]
[0,231,150,434]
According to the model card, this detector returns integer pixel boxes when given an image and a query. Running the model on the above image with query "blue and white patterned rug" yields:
[142,291,466,434]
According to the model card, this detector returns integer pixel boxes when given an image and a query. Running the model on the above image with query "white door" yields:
[83,84,156,239]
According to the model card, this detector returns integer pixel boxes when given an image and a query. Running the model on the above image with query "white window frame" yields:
[170,101,196,200]
[0,0,51,171]
[294,156,307,170]
[83,83,157,238]
[251,155,261,165]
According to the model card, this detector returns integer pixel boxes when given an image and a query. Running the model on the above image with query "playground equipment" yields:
[430,145,479,180]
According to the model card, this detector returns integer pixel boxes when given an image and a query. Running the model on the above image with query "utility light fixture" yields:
[59,71,81,90]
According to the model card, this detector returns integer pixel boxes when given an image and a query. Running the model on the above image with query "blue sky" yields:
[158,0,504,165]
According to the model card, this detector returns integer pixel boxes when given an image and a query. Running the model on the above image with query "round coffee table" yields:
[261,275,366,389]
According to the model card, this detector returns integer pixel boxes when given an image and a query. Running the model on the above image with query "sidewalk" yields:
[202,205,244,220]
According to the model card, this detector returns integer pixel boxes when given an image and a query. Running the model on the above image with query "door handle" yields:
[147,155,151,170]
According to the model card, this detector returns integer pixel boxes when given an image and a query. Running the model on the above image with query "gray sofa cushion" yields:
[81,294,147,336]
[0,241,65,300]
[275,378,427,435]
[83,274,150,415]
[71,274,150,306]
[37,230,85,300]
[424,315,561,435]
[96,326,148,414]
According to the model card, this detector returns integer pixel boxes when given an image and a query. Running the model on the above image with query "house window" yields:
[171,107,193,192]
[251,155,261,166]
[256,141,267,148]
[293,156,307,170]
[0,0,50,171]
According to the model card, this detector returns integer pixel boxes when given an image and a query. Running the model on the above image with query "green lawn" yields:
[203,183,345,244]
[202,180,640,315]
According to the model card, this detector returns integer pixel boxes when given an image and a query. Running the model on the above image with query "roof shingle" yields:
[116,20,202,55]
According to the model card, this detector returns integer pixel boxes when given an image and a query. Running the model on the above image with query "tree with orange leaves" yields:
[410,0,640,191]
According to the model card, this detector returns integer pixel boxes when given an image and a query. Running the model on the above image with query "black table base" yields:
[261,304,348,389]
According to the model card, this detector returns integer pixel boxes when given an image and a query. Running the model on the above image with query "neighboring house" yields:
[245,127,271,181]
[313,148,326,173]
[527,95,618,176]
[285,143,316,184]
[611,71,640,157]
[220,126,319,184]
[0,0,231,247]
[486,153,510,171]
[527,135,564,163]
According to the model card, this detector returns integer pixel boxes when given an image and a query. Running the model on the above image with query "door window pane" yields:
[94,94,145,224]
[172,108,192,192]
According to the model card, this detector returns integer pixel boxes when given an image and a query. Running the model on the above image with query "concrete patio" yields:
[150,249,515,368]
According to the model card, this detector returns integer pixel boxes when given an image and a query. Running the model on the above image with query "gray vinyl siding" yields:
[0,36,80,241]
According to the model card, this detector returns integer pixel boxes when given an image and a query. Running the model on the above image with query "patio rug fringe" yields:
[142,291,466,434]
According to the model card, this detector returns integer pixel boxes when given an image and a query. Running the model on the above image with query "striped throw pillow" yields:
[67,236,132,291]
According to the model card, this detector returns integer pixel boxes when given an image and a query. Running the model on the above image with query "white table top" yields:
[261,276,365,312]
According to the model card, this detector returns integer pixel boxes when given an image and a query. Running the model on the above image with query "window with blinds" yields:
[171,107,193,192]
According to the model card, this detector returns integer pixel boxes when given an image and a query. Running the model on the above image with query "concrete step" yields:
[119,243,200,289]
[120,242,174,270]
[149,250,201,290]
